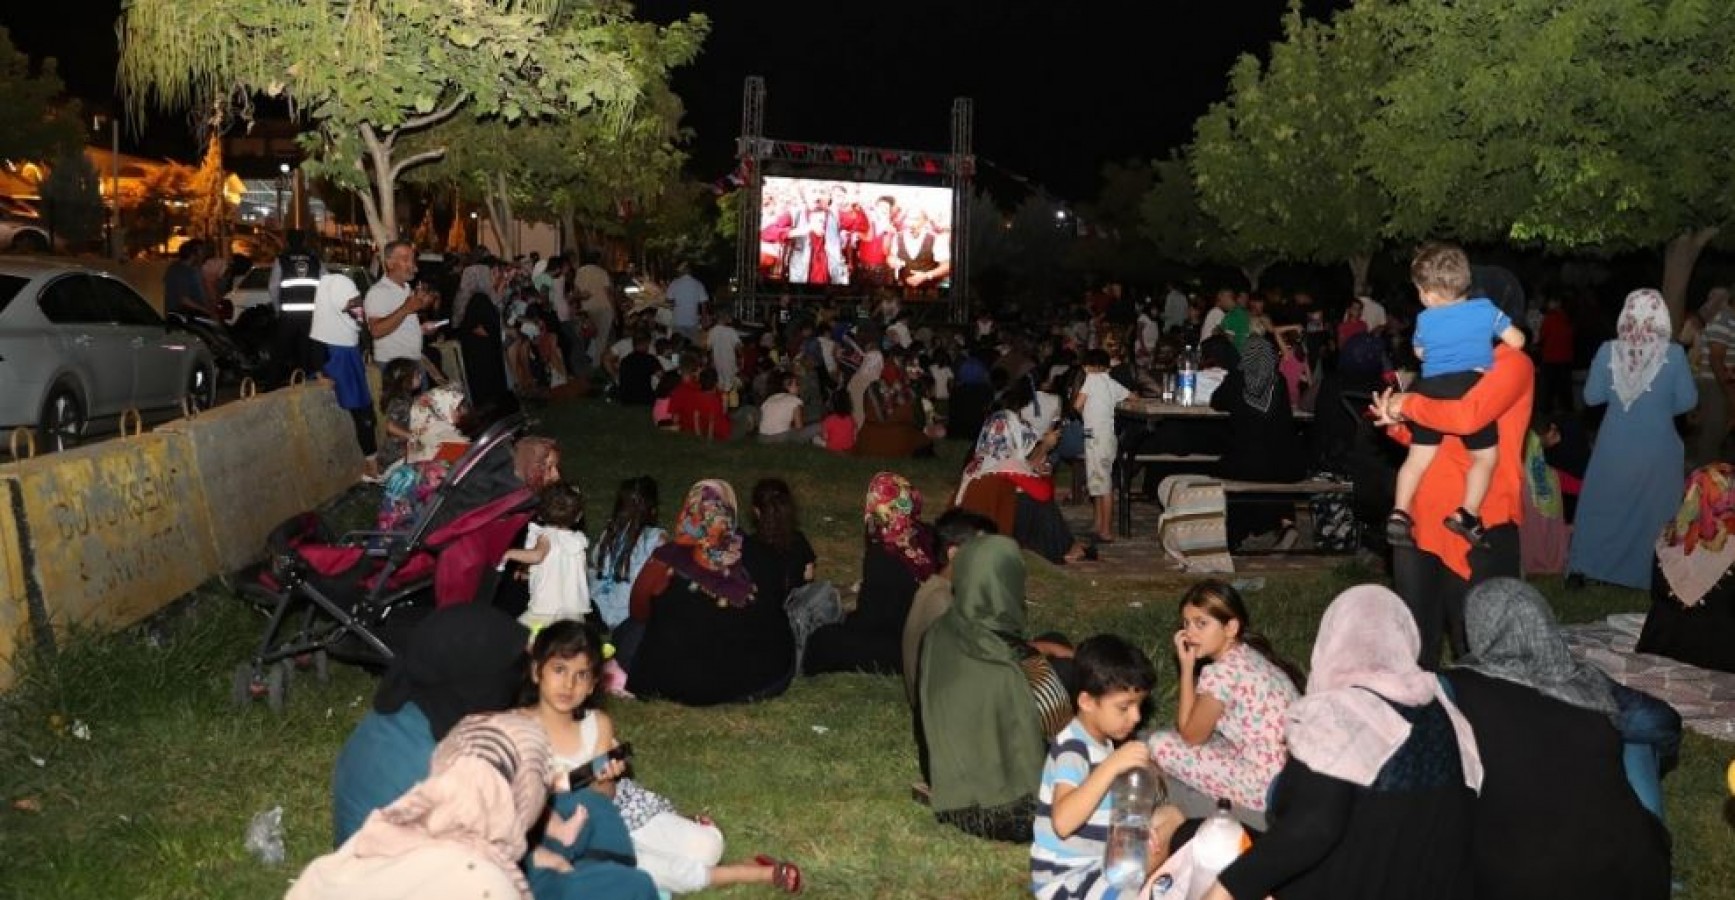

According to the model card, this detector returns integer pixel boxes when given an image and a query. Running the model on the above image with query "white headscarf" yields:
[309,273,361,347]
[1610,288,1672,412]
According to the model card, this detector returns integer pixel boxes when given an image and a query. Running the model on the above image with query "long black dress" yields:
[456,290,513,415]
[1217,698,1475,900]
[802,544,919,676]
[1638,558,1735,672]
[1212,367,1308,546]
[629,567,796,707]
[1443,669,1670,900]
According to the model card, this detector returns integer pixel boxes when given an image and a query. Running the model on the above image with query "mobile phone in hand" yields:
[567,742,634,788]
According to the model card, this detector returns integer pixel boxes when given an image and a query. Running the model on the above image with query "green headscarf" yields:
[917,535,1046,814]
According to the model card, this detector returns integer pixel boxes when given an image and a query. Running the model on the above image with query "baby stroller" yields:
[231,414,538,711]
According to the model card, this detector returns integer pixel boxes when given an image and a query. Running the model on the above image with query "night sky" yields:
[3,0,1347,200]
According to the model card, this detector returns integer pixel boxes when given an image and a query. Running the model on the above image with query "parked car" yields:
[0,257,218,452]
[0,197,55,253]
[223,264,274,323]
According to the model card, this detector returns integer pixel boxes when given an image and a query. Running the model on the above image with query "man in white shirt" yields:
[1162,283,1190,334]
[667,262,709,342]
[1200,289,1236,342]
[364,240,434,369]
[708,310,744,392]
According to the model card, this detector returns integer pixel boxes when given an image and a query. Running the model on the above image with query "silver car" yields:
[0,258,218,452]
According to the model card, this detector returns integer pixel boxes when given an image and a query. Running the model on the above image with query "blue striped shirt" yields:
[1031,718,1114,899]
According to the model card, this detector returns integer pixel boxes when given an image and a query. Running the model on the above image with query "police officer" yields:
[269,230,323,384]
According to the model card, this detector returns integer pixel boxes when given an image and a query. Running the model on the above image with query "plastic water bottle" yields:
[1177,344,1199,407]
[1187,799,1246,900]
[1103,765,1163,892]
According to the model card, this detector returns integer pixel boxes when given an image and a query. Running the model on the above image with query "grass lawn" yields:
[2,399,1732,898]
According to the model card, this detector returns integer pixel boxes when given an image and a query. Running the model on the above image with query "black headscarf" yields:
[373,604,529,740]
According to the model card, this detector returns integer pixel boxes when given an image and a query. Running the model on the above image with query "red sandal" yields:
[754,854,804,894]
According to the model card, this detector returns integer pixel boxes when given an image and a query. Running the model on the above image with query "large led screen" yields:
[759,176,954,291]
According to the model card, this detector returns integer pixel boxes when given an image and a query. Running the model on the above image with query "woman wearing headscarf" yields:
[1211,334,1308,549]
[456,259,515,415]
[917,535,1060,843]
[854,356,936,458]
[1567,289,1697,589]
[1204,585,1480,900]
[804,473,936,676]
[954,411,1092,564]
[331,604,532,845]
[293,710,575,900]
[377,385,473,532]
[1446,578,1672,900]
[309,272,378,472]
[1639,463,1735,673]
[623,480,796,706]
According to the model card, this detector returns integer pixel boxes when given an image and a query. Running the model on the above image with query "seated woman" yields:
[293,709,581,900]
[1639,462,1735,673]
[919,534,1071,843]
[1147,581,1302,830]
[378,384,471,531]
[855,363,936,458]
[1203,585,1481,900]
[1447,579,1671,900]
[741,478,818,607]
[954,410,1092,565]
[805,473,935,676]
[1211,334,1307,548]
[623,480,795,705]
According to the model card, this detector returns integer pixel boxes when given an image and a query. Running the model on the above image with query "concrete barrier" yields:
[0,480,33,691]
[158,389,310,574]
[0,433,217,640]
[280,383,366,509]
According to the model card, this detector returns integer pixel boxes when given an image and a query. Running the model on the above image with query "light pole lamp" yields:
[276,162,290,233]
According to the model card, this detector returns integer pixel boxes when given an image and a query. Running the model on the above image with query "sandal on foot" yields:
[1385,511,1416,548]
[754,855,804,894]
[1444,508,1491,549]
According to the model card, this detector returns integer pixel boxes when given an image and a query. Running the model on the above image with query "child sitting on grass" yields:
[1388,242,1526,548]
[1031,634,1183,900]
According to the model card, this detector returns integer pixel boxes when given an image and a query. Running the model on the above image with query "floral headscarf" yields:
[955,411,1039,505]
[650,479,753,607]
[1656,464,1735,609]
[407,385,469,463]
[1610,288,1673,412]
[865,472,936,581]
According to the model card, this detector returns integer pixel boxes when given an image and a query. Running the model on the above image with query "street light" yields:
[276,163,290,232]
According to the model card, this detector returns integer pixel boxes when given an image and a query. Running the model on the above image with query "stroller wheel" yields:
[265,662,289,714]
[230,662,254,708]
[313,649,331,683]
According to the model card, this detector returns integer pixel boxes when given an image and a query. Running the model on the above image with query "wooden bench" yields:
[1221,479,1353,498]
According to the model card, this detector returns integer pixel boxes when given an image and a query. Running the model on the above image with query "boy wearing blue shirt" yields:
[1032,635,1177,899]
[1389,242,1527,549]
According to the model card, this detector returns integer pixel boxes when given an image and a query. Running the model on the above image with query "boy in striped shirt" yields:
[1031,635,1172,898]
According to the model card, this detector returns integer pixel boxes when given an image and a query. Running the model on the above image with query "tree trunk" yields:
[1240,261,1269,293]
[560,208,577,256]
[1348,253,1373,298]
[1662,227,1720,330]
[483,172,519,258]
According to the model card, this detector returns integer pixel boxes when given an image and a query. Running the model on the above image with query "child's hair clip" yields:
[602,641,617,661]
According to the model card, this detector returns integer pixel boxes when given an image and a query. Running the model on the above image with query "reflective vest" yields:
[276,251,323,312]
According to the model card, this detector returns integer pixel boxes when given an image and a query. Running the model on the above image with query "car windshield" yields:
[0,274,25,314]
[238,267,271,290]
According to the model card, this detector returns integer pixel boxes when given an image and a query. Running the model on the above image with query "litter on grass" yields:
[245,806,286,866]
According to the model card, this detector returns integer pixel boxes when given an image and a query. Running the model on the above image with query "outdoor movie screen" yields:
[759,176,954,292]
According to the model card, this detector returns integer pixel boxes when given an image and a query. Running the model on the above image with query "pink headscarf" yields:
[1610,288,1673,412]
[1285,585,1483,791]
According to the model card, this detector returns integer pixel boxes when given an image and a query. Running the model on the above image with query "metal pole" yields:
[110,119,122,259]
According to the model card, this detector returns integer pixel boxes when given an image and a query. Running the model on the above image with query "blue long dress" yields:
[1567,342,1697,588]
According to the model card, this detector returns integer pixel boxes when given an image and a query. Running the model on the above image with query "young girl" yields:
[1146,580,1303,828]
[818,390,856,452]
[501,483,592,633]
[375,357,422,472]
[523,622,803,894]
[591,476,667,631]
[652,370,682,430]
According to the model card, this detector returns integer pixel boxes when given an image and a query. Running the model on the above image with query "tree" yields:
[1190,4,1393,295]
[187,133,231,242]
[1068,160,1168,287]
[118,0,708,249]
[1362,0,1735,324]
[37,149,104,246]
[0,28,82,163]
[1140,155,1269,289]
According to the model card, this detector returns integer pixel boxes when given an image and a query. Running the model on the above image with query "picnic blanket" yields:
[1156,475,1234,575]
[1562,613,1735,741]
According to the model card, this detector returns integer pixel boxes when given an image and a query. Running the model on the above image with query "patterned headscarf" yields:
[1656,464,1735,609]
[955,411,1040,504]
[1610,288,1673,412]
[865,472,936,581]
[1240,335,1281,414]
[651,479,753,607]
[1458,578,1619,718]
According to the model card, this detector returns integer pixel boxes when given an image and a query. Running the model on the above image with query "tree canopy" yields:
[118,0,707,248]
[0,28,83,164]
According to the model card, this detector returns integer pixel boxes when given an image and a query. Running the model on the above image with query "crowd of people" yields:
[254,229,1735,899]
